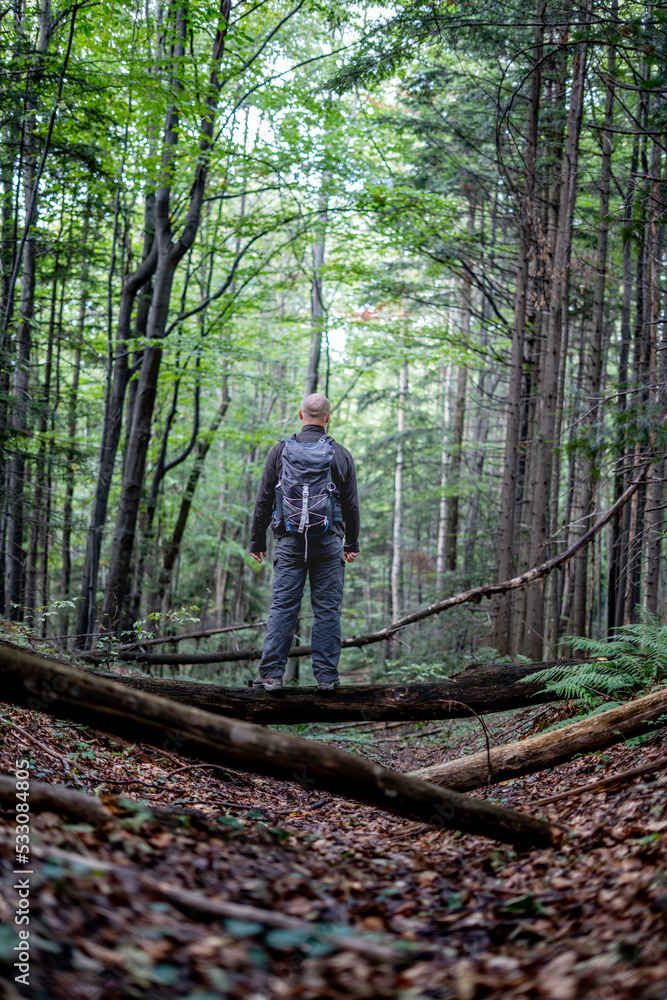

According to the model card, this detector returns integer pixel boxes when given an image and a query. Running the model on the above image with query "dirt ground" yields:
[1,701,666,1000]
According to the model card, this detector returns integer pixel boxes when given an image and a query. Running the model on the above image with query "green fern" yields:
[522,608,667,707]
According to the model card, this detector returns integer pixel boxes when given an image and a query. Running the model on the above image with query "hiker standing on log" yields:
[250,394,360,691]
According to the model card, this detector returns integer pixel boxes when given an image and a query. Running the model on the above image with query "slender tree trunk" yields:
[157,382,231,605]
[25,253,58,619]
[523,10,589,658]
[571,18,616,635]
[444,364,467,573]
[62,219,93,636]
[4,1,52,619]
[494,1,545,653]
[305,180,328,396]
[101,1,232,634]
[644,462,663,615]
[641,117,664,615]
[74,218,157,646]
[435,367,452,588]
[462,374,499,582]
[609,112,641,633]
[444,206,473,572]
[0,123,17,603]
[391,364,407,623]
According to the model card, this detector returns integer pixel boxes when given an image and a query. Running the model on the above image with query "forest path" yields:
[1,705,666,998]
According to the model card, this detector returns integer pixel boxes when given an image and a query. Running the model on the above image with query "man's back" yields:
[249,394,360,692]
[250,424,360,555]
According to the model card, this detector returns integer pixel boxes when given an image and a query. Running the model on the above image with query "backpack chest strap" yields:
[298,484,310,533]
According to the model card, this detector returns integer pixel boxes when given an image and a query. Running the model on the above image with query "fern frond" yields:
[522,607,667,706]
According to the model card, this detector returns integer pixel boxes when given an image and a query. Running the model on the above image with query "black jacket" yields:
[250,425,360,553]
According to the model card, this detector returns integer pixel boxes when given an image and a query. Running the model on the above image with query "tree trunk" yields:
[571,18,616,635]
[4,1,52,619]
[444,363,467,572]
[435,364,451,589]
[523,10,589,658]
[494,2,545,653]
[157,383,231,605]
[391,363,407,622]
[62,220,92,635]
[0,644,555,848]
[462,374,499,583]
[644,461,664,615]
[74,228,158,646]
[25,250,59,620]
[304,181,328,396]
[643,122,664,616]
[409,684,667,791]
[101,1,233,634]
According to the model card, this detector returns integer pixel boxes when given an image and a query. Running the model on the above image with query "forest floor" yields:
[1,685,667,999]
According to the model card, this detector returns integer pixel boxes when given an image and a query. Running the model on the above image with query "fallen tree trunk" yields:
[83,469,648,666]
[0,775,111,825]
[84,660,580,724]
[409,686,667,791]
[0,643,555,848]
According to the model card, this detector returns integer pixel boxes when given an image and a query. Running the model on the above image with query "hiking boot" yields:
[252,676,283,692]
[316,678,340,691]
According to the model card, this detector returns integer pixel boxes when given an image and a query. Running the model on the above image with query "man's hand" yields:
[251,551,267,564]
[344,551,359,564]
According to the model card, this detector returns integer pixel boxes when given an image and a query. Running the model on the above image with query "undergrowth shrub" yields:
[523,609,667,707]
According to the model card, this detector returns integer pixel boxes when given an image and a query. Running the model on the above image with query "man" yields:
[250,393,360,691]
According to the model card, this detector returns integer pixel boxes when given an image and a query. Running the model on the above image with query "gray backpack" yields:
[275,434,337,536]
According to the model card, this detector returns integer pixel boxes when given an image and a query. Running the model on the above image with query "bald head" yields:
[300,393,331,428]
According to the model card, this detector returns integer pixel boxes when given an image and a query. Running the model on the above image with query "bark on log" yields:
[83,469,648,666]
[0,643,556,848]
[409,686,667,791]
[84,660,578,724]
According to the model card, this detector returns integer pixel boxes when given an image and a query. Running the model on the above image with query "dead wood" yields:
[531,753,667,807]
[116,620,268,651]
[81,660,584,723]
[0,643,556,848]
[0,775,111,825]
[88,471,646,666]
[409,687,667,791]
[0,713,72,772]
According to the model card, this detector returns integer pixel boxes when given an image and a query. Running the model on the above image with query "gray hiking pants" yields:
[258,533,345,683]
